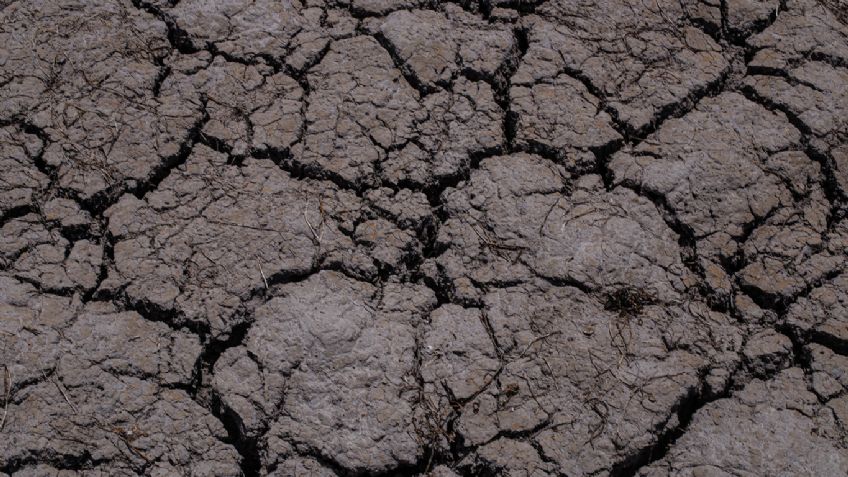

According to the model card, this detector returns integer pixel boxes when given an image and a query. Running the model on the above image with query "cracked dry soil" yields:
[1,0,848,475]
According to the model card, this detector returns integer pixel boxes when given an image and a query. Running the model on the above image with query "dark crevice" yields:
[417,264,456,307]
[0,204,36,229]
[810,330,848,357]
[0,122,55,228]
[346,1,430,19]
[184,266,328,477]
[192,318,252,397]
[5,274,79,298]
[591,136,627,185]
[482,0,545,16]
[100,289,211,339]
[724,216,776,271]
[421,146,504,207]
[253,146,369,196]
[685,15,723,46]
[741,266,843,317]
[612,181,698,262]
[738,81,811,132]
[741,68,847,241]
[132,0,199,54]
[622,183,736,313]
[492,26,528,151]
[269,435,441,477]
[533,272,595,296]
[608,368,727,477]
[719,0,730,39]
[511,137,620,178]
[12,1,846,476]
[538,49,733,176]
[809,51,848,71]
[781,315,848,360]
[52,98,210,217]
[283,40,333,93]
[1,119,56,186]
[204,391,263,477]
[129,98,210,204]
[615,320,815,477]
[373,31,436,97]
[208,45,282,73]
[196,132,239,159]
[778,324,816,373]
[455,419,554,475]
[718,0,785,46]
[152,57,171,97]
[0,451,107,476]
[815,0,848,25]
[620,65,731,144]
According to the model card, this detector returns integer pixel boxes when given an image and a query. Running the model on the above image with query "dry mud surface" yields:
[1,0,848,475]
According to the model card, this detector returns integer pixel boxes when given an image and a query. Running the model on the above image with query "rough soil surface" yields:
[1,0,847,475]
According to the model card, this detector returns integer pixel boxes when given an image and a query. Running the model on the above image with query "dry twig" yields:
[0,366,10,431]
[304,198,326,244]
[44,371,78,413]
[258,262,269,289]
[519,331,562,358]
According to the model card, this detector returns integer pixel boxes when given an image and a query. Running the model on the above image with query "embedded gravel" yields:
[1,0,847,476]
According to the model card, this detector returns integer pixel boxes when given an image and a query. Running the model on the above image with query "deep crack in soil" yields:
[1,0,847,475]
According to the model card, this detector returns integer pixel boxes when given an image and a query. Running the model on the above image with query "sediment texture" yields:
[1,0,847,475]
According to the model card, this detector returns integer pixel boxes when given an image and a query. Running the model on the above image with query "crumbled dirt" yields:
[1,0,847,475]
